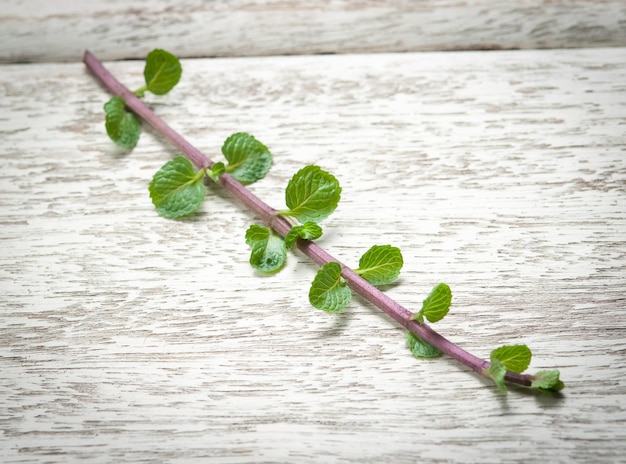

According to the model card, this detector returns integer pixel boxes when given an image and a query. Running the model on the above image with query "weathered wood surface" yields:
[1,47,626,462]
[2,0,626,63]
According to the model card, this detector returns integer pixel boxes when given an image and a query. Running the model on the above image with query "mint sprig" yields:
[85,49,566,396]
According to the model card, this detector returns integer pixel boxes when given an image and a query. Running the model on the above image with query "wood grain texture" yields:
[2,0,626,63]
[1,47,626,463]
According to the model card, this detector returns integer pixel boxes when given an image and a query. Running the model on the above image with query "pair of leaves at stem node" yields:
[245,222,323,274]
[405,283,452,359]
[105,49,182,149]
[149,133,272,219]
[246,165,340,272]
[484,344,564,394]
[285,222,323,250]
[309,245,403,313]
[486,345,532,394]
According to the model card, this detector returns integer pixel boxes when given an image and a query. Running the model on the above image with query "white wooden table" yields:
[1,2,626,463]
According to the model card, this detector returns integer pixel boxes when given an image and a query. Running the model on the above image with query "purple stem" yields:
[83,50,533,389]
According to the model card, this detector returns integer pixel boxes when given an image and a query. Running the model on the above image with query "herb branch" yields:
[84,49,564,395]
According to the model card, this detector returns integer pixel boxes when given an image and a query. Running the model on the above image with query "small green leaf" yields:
[148,156,206,218]
[245,225,286,273]
[490,344,532,374]
[281,165,341,223]
[207,162,226,183]
[355,245,403,286]
[309,262,351,313]
[103,97,141,149]
[222,132,272,185]
[284,222,323,249]
[143,49,182,95]
[531,370,564,393]
[411,283,452,324]
[486,357,508,393]
[406,332,442,358]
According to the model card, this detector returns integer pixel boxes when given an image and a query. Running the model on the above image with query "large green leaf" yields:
[281,165,341,224]
[143,49,182,95]
[412,283,452,324]
[490,345,532,374]
[309,262,351,313]
[355,245,403,286]
[103,96,140,149]
[222,132,272,184]
[148,156,206,218]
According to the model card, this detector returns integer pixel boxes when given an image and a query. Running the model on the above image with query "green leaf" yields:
[406,332,442,358]
[411,283,452,324]
[207,161,226,183]
[222,132,273,185]
[486,357,508,393]
[103,96,141,149]
[284,222,323,249]
[490,344,532,374]
[355,245,403,286]
[148,156,206,218]
[281,165,341,223]
[245,225,286,273]
[143,49,182,95]
[531,370,564,393]
[309,262,351,313]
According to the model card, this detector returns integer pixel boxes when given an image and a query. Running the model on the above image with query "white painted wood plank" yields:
[1,0,625,63]
[1,48,625,463]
